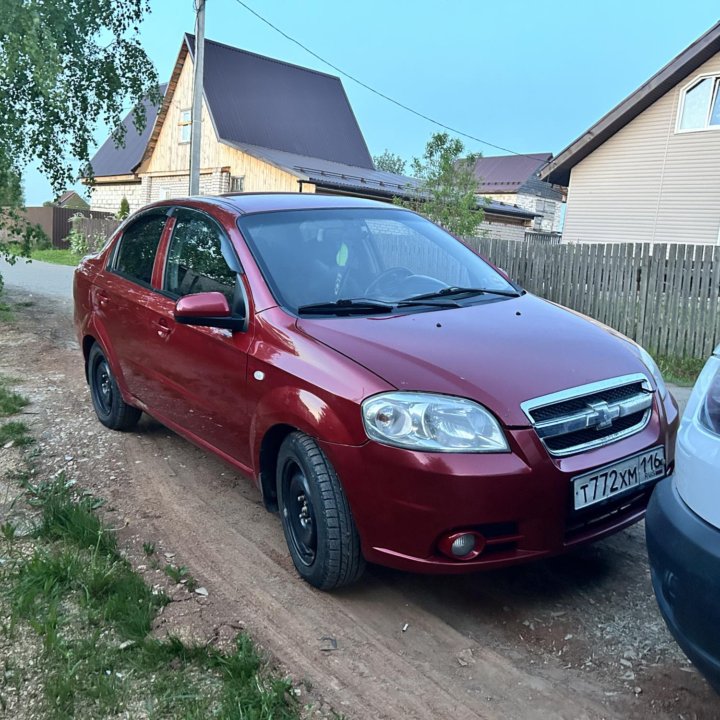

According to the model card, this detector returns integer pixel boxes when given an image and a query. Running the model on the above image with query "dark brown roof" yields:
[89,84,167,177]
[185,34,373,168]
[472,153,552,192]
[542,21,720,186]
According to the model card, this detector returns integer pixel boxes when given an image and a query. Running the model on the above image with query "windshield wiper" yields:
[403,286,522,302]
[297,299,395,316]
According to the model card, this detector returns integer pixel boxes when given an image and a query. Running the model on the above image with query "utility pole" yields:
[189,0,206,195]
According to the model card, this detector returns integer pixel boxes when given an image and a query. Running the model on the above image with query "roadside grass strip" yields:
[0,474,301,719]
[656,354,706,387]
[28,249,81,267]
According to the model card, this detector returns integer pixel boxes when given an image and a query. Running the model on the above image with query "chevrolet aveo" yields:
[74,194,679,590]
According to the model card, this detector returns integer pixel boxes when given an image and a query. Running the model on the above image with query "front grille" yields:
[521,374,653,457]
[530,382,644,422]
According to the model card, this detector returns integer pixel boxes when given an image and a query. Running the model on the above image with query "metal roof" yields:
[223,141,418,196]
[542,21,720,186]
[472,153,552,193]
[185,35,373,169]
[88,84,167,177]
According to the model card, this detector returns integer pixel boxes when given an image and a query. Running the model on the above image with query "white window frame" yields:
[179,109,192,144]
[675,73,720,134]
[230,175,245,193]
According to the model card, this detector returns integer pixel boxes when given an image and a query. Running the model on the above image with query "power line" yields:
[231,0,541,160]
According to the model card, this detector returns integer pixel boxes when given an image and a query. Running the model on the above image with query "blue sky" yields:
[24,0,720,205]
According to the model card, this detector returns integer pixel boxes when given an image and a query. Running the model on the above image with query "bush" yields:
[117,196,130,220]
[67,227,88,256]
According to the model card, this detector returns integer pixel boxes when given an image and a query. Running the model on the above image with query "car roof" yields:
[164,192,398,216]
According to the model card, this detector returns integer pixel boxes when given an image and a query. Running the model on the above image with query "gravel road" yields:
[0,278,715,720]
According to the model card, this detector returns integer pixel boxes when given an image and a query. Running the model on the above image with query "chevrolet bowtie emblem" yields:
[587,400,620,430]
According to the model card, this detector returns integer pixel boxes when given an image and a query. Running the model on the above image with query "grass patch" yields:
[29,248,81,266]
[0,378,28,416]
[0,301,12,322]
[164,563,199,592]
[0,475,301,719]
[656,355,706,387]
[0,421,33,447]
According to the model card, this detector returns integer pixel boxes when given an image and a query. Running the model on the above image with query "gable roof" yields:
[88,84,167,177]
[542,21,720,186]
[472,153,552,193]
[184,34,373,168]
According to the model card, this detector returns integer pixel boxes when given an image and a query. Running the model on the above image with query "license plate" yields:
[572,447,666,510]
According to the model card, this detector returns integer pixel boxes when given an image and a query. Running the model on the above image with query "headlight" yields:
[636,346,668,399]
[691,351,720,436]
[361,392,509,452]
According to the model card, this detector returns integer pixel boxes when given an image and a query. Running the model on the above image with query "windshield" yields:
[237,208,517,314]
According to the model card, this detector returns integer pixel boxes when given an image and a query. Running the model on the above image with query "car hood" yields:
[296,294,649,427]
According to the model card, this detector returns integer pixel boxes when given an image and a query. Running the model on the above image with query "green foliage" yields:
[0,421,33,447]
[396,132,482,237]
[1,473,301,719]
[0,0,160,279]
[67,227,88,257]
[29,248,81,266]
[0,378,28,416]
[656,355,706,387]
[0,168,24,207]
[117,196,130,220]
[373,149,406,175]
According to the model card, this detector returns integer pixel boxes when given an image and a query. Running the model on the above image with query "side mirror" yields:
[174,291,245,331]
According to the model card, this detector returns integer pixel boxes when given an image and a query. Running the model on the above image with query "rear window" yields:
[113,215,167,286]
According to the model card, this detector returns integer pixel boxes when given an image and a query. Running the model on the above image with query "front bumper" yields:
[646,477,720,693]
[321,391,678,574]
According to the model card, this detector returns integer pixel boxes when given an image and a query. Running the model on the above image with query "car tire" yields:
[88,343,141,431]
[277,432,365,590]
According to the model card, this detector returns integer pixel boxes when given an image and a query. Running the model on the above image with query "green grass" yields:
[29,248,81,266]
[0,421,33,447]
[0,378,28,416]
[656,354,706,387]
[164,563,199,592]
[0,475,301,719]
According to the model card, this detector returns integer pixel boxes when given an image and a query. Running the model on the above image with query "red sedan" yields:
[74,193,678,589]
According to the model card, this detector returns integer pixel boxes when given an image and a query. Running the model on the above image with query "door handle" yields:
[154,319,172,339]
[97,290,109,309]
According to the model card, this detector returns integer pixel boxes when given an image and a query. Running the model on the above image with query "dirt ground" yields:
[1,287,718,720]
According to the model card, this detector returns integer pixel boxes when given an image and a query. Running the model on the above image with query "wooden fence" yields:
[22,206,115,248]
[72,215,121,253]
[464,237,720,360]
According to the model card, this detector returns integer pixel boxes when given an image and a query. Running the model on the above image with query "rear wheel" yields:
[88,344,141,431]
[277,432,365,590]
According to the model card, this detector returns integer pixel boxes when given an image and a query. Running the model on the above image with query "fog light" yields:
[450,533,476,557]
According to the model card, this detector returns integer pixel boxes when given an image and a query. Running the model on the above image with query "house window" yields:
[179,109,192,143]
[230,176,245,193]
[678,76,720,131]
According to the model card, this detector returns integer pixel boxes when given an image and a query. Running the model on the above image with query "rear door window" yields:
[112,214,167,286]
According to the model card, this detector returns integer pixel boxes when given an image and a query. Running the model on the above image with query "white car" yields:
[646,344,720,692]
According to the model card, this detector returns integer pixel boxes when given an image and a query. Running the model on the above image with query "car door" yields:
[94,209,172,403]
[143,207,255,468]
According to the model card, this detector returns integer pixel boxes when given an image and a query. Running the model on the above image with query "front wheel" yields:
[88,343,141,431]
[277,432,365,590]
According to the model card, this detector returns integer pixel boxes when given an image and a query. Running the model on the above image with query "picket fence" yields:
[464,237,720,360]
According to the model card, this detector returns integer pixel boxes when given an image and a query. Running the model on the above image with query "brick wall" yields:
[90,169,232,213]
[483,192,563,233]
